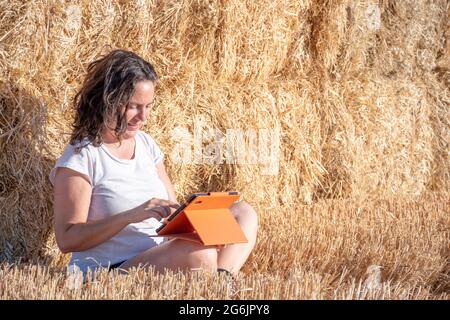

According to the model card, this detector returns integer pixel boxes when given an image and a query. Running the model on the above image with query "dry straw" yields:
[0,194,448,299]
[0,0,448,271]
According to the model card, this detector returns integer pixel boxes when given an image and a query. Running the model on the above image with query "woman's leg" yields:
[118,200,258,275]
[216,200,258,274]
[118,239,219,273]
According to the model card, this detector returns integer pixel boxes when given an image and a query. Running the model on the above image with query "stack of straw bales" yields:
[0,0,448,264]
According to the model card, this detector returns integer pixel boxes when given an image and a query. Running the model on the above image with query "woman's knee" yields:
[186,247,218,271]
[230,200,258,225]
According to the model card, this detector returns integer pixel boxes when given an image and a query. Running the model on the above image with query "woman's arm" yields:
[53,167,177,253]
[155,161,178,204]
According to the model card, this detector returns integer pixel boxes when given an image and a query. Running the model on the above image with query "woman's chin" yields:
[123,127,139,139]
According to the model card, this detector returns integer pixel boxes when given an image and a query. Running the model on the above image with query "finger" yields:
[169,203,180,209]
[161,217,169,224]
[163,206,172,217]
[165,201,181,209]
[158,201,181,211]
[145,207,165,220]
[153,205,172,218]
[169,206,178,214]
[168,200,180,207]
[150,198,177,208]
[149,198,164,206]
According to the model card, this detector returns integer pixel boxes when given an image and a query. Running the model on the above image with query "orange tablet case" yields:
[151,192,248,246]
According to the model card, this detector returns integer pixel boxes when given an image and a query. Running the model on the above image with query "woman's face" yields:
[111,80,155,141]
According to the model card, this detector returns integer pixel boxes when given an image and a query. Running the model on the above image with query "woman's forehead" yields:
[130,80,155,104]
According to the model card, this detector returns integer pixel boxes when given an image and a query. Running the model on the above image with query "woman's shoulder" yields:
[137,131,164,162]
[50,138,97,186]
[61,138,98,159]
[137,130,152,140]
[137,130,158,147]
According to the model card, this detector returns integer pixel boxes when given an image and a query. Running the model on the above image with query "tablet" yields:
[155,191,240,234]
[162,193,208,225]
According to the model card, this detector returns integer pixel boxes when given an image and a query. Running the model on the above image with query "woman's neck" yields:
[102,128,135,145]
[101,130,137,160]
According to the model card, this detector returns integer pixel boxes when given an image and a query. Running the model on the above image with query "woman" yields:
[50,49,258,278]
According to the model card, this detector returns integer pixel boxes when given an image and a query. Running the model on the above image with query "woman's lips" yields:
[127,123,140,130]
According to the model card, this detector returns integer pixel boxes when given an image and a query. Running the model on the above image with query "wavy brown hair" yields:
[70,49,158,151]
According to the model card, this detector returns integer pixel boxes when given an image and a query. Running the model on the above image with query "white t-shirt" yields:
[49,131,168,274]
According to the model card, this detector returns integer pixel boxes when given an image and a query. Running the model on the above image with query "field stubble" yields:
[1,193,448,300]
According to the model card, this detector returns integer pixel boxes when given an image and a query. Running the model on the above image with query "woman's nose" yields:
[137,107,147,120]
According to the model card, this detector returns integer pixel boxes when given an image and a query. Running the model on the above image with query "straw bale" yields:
[375,0,449,78]
[214,0,311,82]
[0,84,54,262]
[146,78,328,206]
[341,78,436,197]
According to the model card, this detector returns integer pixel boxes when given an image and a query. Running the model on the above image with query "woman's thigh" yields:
[119,239,219,273]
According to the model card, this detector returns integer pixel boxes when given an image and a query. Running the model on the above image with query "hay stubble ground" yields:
[1,193,448,300]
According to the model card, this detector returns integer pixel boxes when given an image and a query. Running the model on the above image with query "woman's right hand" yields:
[127,198,180,224]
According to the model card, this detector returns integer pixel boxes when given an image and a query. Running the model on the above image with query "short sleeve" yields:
[139,132,164,166]
[49,143,94,186]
